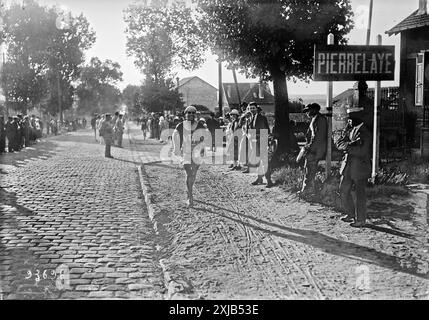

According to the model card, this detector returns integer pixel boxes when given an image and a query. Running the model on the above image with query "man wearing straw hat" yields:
[335,107,372,228]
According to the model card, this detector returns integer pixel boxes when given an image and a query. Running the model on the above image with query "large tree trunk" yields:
[271,67,290,155]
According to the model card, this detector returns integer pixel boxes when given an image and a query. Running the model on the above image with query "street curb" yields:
[137,164,195,300]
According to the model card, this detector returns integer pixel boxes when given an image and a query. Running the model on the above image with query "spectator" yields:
[247,102,273,187]
[298,103,327,197]
[206,112,221,152]
[334,107,372,228]
[99,113,115,158]
[115,114,125,148]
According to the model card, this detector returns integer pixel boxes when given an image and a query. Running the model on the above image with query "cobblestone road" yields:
[0,129,165,299]
[1,124,428,300]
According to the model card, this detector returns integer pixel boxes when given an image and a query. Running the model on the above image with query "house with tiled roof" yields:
[221,82,275,113]
[177,76,218,111]
[386,0,429,158]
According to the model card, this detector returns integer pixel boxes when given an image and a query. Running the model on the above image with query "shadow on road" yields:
[194,200,428,280]
[0,140,59,171]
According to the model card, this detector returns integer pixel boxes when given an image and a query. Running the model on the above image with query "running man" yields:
[172,106,209,208]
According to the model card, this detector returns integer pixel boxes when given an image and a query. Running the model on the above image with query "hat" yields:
[303,103,321,113]
[230,109,239,115]
[347,107,365,114]
[184,106,197,113]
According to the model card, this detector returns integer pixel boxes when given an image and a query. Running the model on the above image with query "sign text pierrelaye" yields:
[313,45,395,81]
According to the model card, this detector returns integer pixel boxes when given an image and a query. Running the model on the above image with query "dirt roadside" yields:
[128,127,429,300]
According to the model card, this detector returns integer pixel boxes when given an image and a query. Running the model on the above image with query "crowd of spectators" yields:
[0,114,45,153]
[0,115,88,154]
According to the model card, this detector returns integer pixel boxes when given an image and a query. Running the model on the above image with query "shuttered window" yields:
[416,53,425,106]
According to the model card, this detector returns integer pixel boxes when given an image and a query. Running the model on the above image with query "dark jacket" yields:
[249,112,270,136]
[305,113,327,161]
[206,117,220,134]
[335,123,372,180]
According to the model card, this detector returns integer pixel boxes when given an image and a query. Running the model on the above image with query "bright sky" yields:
[30,0,421,95]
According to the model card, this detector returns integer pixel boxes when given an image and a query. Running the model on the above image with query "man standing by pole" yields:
[335,107,372,228]
[298,103,328,197]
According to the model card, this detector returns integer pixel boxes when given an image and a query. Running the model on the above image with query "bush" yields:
[272,162,411,211]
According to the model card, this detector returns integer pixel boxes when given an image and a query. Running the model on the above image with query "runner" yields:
[172,106,209,208]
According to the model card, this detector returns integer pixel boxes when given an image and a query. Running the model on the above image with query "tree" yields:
[0,0,5,43]
[139,79,184,114]
[1,0,96,116]
[198,0,354,153]
[122,84,142,118]
[76,57,123,115]
[124,1,207,84]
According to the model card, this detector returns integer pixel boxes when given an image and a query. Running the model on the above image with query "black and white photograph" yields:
[0,0,428,305]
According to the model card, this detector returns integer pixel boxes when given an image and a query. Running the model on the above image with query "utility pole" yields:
[325,33,334,179]
[57,70,62,124]
[372,35,382,181]
[232,68,241,107]
[218,56,223,117]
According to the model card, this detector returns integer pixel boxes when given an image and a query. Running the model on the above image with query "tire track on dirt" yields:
[196,169,298,298]
[203,167,329,299]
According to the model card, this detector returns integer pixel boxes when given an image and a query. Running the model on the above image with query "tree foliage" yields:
[76,57,123,115]
[198,0,354,152]
[124,1,207,84]
[0,0,95,115]
[122,84,142,118]
[138,80,184,114]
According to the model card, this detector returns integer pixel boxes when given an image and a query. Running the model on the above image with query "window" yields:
[416,53,425,106]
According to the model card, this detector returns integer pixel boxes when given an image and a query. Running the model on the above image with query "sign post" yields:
[372,35,382,181]
[326,33,334,180]
[313,43,395,183]
[313,45,395,81]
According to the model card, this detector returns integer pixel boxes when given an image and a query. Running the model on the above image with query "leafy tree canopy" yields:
[124,1,208,84]
[1,0,95,115]
[76,57,123,115]
[199,0,354,82]
[139,80,184,114]
[197,0,354,152]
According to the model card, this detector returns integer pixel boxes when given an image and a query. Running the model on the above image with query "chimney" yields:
[418,0,427,15]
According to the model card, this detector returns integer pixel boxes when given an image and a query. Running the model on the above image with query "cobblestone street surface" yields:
[1,124,428,300]
[0,129,164,299]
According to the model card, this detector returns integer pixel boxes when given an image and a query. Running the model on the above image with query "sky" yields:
[13,0,423,96]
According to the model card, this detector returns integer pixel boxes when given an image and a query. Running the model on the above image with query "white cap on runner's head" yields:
[184,106,197,113]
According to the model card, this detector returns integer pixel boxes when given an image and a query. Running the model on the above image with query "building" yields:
[386,0,429,158]
[332,85,409,161]
[221,82,275,113]
[177,76,218,112]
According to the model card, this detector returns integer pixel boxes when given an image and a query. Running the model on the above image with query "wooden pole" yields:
[218,57,223,117]
[372,35,382,181]
[326,33,334,179]
[232,68,241,107]
[366,0,373,45]
[57,75,62,123]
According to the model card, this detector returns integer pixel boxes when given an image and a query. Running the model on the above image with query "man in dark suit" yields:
[335,107,372,228]
[247,102,273,187]
[205,112,220,151]
[299,103,327,196]
[0,116,5,153]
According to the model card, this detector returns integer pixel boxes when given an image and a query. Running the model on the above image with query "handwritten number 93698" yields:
[25,269,58,284]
